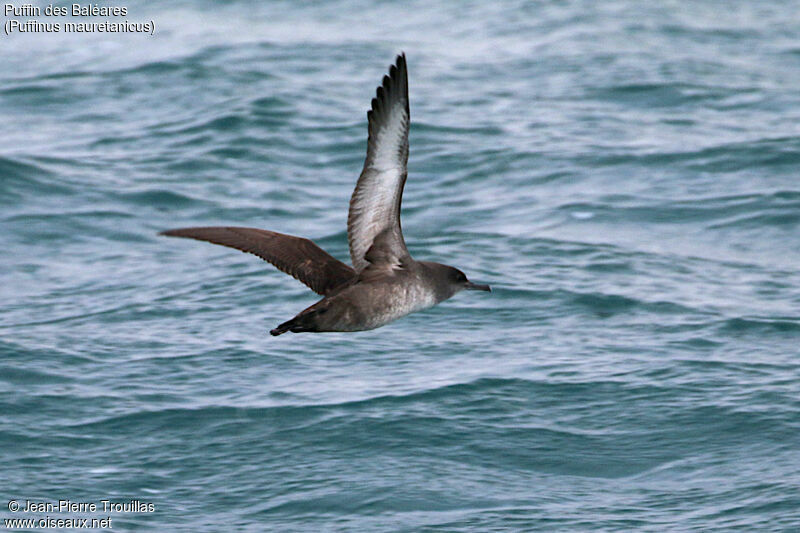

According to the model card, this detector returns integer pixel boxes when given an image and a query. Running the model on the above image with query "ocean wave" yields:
[557,189,800,228]
[717,316,800,334]
[575,136,800,172]
[0,156,67,204]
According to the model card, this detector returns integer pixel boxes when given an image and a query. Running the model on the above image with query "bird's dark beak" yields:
[465,281,491,292]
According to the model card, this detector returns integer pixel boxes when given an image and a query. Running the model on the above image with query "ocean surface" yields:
[2,1,800,531]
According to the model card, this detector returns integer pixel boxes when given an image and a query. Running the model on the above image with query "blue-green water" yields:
[2,1,800,531]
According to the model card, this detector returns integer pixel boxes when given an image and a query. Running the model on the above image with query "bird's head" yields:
[425,262,491,302]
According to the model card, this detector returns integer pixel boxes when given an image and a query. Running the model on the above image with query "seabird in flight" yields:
[161,53,490,336]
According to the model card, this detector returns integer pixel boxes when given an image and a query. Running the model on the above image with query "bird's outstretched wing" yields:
[160,227,356,295]
[347,53,411,272]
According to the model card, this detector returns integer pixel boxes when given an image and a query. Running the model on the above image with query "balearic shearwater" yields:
[161,53,490,336]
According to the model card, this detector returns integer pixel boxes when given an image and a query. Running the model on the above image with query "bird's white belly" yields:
[358,282,438,329]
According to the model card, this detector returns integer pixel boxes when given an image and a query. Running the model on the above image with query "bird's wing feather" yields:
[347,53,411,272]
[160,227,356,295]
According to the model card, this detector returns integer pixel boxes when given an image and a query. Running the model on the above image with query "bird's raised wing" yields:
[160,227,356,295]
[347,53,411,272]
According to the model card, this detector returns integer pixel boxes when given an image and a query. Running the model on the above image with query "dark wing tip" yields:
[394,53,408,111]
[369,53,409,120]
[160,228,211,239]
[395,53,407,78]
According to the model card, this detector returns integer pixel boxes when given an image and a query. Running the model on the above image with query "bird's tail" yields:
[269,322,292,336]
[270,309,321,336]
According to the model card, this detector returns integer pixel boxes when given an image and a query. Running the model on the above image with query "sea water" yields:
[2,1,799,530]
